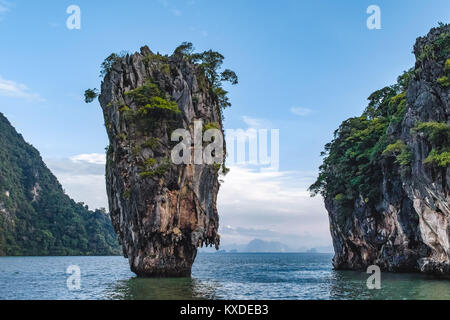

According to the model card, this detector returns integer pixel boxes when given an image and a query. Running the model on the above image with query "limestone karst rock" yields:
[99,46,225,277]
[313,25,449,277]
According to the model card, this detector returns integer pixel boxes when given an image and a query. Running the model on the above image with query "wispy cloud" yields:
[71,153,106,165]
[46,154,107,210]
[0,0,12,20]
[218,166,331,247]
[159,0,182,16]
[242,116,272,129]
[290,107,312,116]
[0,75,44,102]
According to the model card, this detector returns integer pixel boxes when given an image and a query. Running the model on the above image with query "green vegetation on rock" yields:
[424,149,450,167]
[84,88,99,103]
[382,140,413,166]
[125,80,180,115]
[0,113,120,256]
[174,42,238,112]
[412,121,450,146]
[139,158,171,179]
[309,70,413,207]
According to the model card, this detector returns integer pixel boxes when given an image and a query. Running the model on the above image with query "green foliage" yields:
[139,158,171,178]
[0,113,120,256]
[125,81,162,104]
[417,28,450,62]
[142,52,171,75]
[444,59,450,72]
[220,69,239,85]
[125,80,180,115]
[117,133,127,141]
[310,74,411,207]
[173,42,195,56]
[412,122,450,146]
[396,69,414,91]
[382,140,412,166]
[437,76,450,87]
[143,53,169,66]
[144,158,157,167]
[221,164,230,175]
[309,115,389,204]
[213,87,232,109]
[212,162,221,172]
[100,52,126,78]
[119,105,131,112]
[142,137,160,149]
[137,96,180,115]
[433,29,450,59]
[413,121,450,168]
[203,122,220,131]
[445,59,450,72]
[84,88,99,103]
[418,44,436,62]
[334,193,344,201]
[436,56,450,87]
[161,63,171,75]
[178,43,238,112]
[132,145,141,156]
[424,149,450,167]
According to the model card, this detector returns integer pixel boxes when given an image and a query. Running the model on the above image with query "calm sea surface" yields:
[0,253,448,300]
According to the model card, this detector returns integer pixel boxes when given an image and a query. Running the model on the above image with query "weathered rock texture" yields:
[99,46,222,277]
[327,26,450,276]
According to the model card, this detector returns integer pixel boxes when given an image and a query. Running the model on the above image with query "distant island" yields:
[199,239,333,253]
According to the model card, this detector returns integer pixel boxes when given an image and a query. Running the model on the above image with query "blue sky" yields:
[0,0,448,249]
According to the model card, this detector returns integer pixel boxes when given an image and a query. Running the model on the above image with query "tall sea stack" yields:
[99,45,225,277]
[311,24,449,276]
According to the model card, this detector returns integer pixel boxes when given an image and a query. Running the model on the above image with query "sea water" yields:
[0,253,448,300]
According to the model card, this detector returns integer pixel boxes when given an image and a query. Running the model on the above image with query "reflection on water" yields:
[0,254,448,300]
[329,270,450,300]
[105,277,221,300]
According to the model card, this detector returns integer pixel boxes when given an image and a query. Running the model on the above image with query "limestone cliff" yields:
[311,25,450,276]
[98,45,228,277]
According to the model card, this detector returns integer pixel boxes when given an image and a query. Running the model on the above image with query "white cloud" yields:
[71,153,106,165]
[0,0,11,20]
[0,75,44,102]
[46,154,107,210]
[218,166,331,247]
[290,107,312,116]
[242,116,271,129]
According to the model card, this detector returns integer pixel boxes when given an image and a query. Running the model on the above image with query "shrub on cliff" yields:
[84,88,99,103]
[309,72,412,207]
[174,42,238,111]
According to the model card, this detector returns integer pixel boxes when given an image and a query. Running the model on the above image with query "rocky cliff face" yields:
[315,25,449,276]
[99,46,223,277]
